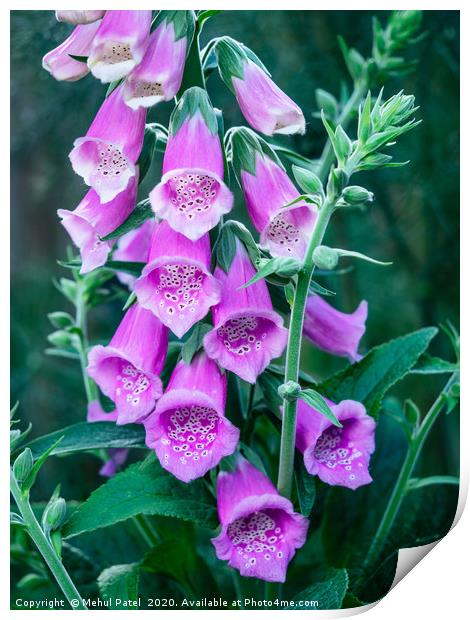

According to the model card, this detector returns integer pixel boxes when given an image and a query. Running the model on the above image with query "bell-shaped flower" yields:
[144,352,239,483]
[42,20,101,82]
[134,220,221,338]
[304,295,368,361]
[294,398,376,490]
[149,87,233,240]
[203,242,288,383]
[215,37,305,136]
[231,128,317,261]
[123,11,195,109]
[69,84,146,203]
[86,400,129,477]
[56,10,105,24]
[113,219,154,288]
[212,456,308,582]
[87,302,168,425]
[58,176,138,274]
[87,10,152,82]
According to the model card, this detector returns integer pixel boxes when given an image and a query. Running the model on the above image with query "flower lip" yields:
[259,202,317,260]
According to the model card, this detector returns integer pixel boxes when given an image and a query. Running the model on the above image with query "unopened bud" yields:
[342,186,374,205]
[278,381,301,402]
[13,449,34,486]
[313,246,338,271]
[42,498,67,532]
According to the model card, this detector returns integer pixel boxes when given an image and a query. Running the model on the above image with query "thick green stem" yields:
[75,282,97,404]
[277,200,337,498]
[11,472,87,610]
[178,22,205,95]
[364,373,459,570]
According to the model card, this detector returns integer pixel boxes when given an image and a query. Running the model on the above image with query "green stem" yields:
[364,373,459,570]
[178,21,205,94]
[133,514,160,548]
[10,472,87,610]
[277,199,337,498]
[75,282,97,404]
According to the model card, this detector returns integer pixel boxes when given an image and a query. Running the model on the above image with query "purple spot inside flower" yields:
[114,360,153,415]
[313,420,368,483]
[150,263,204,318]
[217,315,272,357]
[266,211,304,256]
[96,142,128,177]
[168,172,220,221]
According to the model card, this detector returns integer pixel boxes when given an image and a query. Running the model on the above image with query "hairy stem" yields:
[10,472,87,610]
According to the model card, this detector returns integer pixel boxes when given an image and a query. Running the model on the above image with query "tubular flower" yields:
[57,176,138,274]
[86,400,129,477]
[113,219,154,288]
[123,11,195,109]
[304,295,368,362]
[87,303,168,425]
[231,128,317,260]
[144,352,239,483]
[42,21,101,82]
[69,84,146,203]
[212,456,308,582]
[215,37,305,136]
[149,87,233,240]
[294,398,376,490]
[203,242,288,383]
[87,10,152,82]
[55,10,105,24]
[134,220,221,338]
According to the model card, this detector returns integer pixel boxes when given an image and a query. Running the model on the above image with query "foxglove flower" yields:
[69,84,146,203]
[87,303,168,425]
[149,87,233,240]
[215,37,305,136]
[212,456,308,582]
[123,11,194,109]
[304,295,368,361]
[87,10,152,82]
[42,20,101,82]
[86,401,129,477]
[144,353,239,483]
[113,219,154,287]
[204,242,288,383]
[58,176,138,274]
[231,127,317,260]
[294,398,376,490]
[56,10,105,24]
[134,220,221,338]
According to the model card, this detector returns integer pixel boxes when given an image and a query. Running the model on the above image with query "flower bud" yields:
[342,186,374,205]
[13,448,34,486]
[313,246,338,271]
[278,380,301,402]
[42,498,67,532]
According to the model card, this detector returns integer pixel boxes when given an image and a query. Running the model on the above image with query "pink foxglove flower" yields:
[231,128,317,260]
[149,87,233,240]
[113,219,154,287]
[203,242,288,383]
[58,176,138,274]
[294,398,376,490]
[215,38,305,136]
[87,303,168,425]
[56,10,105,24]
[86,401,129,477]
[304,295,368,361]
[69,84,146,203]
[212,456,308,582]
[123,11,194,109]
[144,352,239,483]
[134,220,221,338]
[87,10,152,82]
[42,21,101,82]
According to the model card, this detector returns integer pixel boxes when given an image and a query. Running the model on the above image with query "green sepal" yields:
[152,10,196,44]
[170,86,218,136]
[214,36,269,93]
[229,126,283,180]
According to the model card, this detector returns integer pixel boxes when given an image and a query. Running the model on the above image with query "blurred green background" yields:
[11,10,459,502]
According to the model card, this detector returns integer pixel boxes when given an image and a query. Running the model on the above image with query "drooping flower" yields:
[144,352,239,483]
[294,398,376,490]
[123,11,195,109]
[215,37,305,136]
[231,127,317,260]
[86,400,129,477]
[113,219,154,287]
[58,175,138,274]
[203,242,288,383]
[42,21,101,82]
[303,295,368,361]
[212,456,308,582]
[55,10,105,24]
[69,84,146,203]
[87,302,168,425]
[149,87,233,240]
[87,10,152,82]
[134,220,221,338]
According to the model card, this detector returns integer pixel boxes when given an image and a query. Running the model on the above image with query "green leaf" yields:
[59,259,145,276]
[298,389,342,427]
[241,257,300,288]
[23,437,64,492]
[295,456,316,517]
[197,9,222,27]
[67,54,88,63]
[290,568,348,610]
[181,323,212,365]
[97,564,140,609]
[25,422,146,459]
[315,88,338,119]
[136,124,158,183]
[407,476,459,492]
[63,457,218,538]
[100,201,153,241]
[309,280,336,297]
[411,354,459,374]
[47,311,75,329]
[318,327,438,418]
